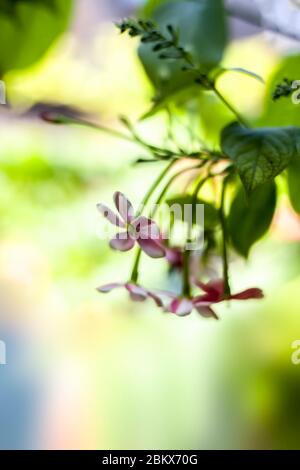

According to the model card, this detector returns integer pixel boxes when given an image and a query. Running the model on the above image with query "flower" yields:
[163,279,264,319]
[166,295,219,319]
[97,192,165,258]
[97,282,163,306]
[193,279,264,303]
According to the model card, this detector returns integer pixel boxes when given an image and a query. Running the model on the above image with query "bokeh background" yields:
[1,0,300,450]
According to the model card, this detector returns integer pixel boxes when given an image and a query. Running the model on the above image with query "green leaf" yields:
[287,156,300,214]
[228,181,277,257]
[166,194,219,228]
[0,0,73,74]
[139,0,227,105]
[221,122,300,193]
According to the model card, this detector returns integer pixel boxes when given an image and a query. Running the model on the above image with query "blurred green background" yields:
[1,0,300,450]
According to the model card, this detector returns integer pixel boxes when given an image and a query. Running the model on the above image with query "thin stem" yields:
[130,249,142,283]
[151,161,206,217]
[130,160,177,283]
[46,113,183,157]
[182,249,191,297]
[57,114,227,164]
[86,120,212,162]
[191,162,215,204]
[212,85,249,128]
[136,160,176,217]
[130,162,205,282]
[219,177,231,298]
[120,116,171,154]
[119,19,250,129]
[46,115,138,144]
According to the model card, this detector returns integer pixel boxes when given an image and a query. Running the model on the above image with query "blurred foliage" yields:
[0,0,73,75]
[1,0,300,452]
[0,153,98,203]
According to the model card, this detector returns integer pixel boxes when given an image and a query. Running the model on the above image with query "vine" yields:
[43,0,300,319]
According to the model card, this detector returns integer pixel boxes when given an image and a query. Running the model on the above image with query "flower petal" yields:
[114,191,135,222]
[165,246,183,269]
[97,203,125,227]
[195,305,219,319]
[169,298,193,316]
[148,293,163,307]
[194,278,224,302]
[97,283,123,293]
[125,283,148,302]
[153,289,177,299]
[109,232,135,252]
[137,238,165,258]
[231,288,264,300]
[132,216,161,240]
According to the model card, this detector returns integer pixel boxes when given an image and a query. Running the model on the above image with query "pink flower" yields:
[164,279,263,319]
[97,282,163,306]
[97,192,165,258]
[167,295,219,319]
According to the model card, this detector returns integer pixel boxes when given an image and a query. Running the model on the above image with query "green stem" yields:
[219,177,231,298]
[182,174,212,298]
[130,249,142,283]
[182,248,191,297]
[130,161,175,282]
[49,115,138,144]
[136,160,175,217]
[151,161,206,217]
[49,114,183,157]
[130,162,205,282]
[212,85,249,128]
[192,173,211,205]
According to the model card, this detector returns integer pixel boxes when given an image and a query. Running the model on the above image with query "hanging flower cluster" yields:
[43,0,300,320]
[96,193,263,319]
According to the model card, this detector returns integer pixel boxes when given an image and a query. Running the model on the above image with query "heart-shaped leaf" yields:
[228,181,277,257]
[221,122,300,192]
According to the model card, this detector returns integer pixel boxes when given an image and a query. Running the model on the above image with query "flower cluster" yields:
[41,11,275,322]
[97,193,264,319]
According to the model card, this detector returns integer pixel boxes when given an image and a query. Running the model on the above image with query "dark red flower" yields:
[193,279,264,303]
[163,279,263,318]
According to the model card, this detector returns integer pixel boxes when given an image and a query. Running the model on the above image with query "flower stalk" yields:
[219,177,231,298]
